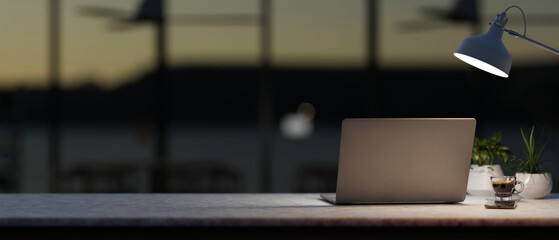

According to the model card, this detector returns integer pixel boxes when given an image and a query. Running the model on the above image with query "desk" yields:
[1,194,559,238]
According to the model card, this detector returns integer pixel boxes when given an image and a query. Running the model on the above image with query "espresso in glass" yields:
[490,176,524,199]
[492,180,516,194]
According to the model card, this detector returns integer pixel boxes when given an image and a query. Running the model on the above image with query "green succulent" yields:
[471,131,514,169]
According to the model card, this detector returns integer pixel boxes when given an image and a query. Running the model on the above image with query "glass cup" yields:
[491,176,524,201]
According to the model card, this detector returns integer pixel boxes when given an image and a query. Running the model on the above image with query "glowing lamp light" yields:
[454,6,559,78]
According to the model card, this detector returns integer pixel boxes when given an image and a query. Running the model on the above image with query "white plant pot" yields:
[467,164,504,196]
[515,172,553,199]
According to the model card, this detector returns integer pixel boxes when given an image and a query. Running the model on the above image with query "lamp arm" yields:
[505,29,559,56]
[493,6,559,56]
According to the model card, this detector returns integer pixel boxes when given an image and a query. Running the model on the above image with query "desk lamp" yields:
[454,6,559,78]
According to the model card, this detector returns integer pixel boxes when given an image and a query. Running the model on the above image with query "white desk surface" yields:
[0,193,558,227]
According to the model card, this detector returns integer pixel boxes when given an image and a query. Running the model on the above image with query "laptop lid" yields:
[332,118,476,204]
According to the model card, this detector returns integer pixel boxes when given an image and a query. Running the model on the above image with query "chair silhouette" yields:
[57,163,144,193]
[293,164,337,193]
[159,161,244,193]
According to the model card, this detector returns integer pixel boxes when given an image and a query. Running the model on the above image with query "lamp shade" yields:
[454,24,512,78]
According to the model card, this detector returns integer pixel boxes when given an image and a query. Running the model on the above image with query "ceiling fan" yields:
[79,0,259,31]
[397,0,559,34]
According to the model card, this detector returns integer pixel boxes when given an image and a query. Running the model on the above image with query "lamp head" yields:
[454,12,512,78]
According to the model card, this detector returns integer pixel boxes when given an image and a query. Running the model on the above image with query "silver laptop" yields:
[321,118,476,204]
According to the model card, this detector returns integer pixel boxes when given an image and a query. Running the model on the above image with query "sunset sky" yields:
[1,0,558,90]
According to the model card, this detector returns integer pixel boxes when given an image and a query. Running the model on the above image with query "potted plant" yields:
[515,126,552,199]
[467,131,514,196]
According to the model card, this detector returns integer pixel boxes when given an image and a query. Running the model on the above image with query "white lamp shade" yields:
[454,24,512,78]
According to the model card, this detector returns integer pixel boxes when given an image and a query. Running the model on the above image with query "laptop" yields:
[321,118,476,204]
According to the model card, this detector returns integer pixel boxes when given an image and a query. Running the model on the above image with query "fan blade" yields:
[106,22,148,32]
[79,6,130,18]
[397,20,455,33]
[418,7,451,20]
[504,14,559,26]
[170,14,259,26]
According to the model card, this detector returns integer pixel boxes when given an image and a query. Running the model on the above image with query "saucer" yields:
[484,195,521,201]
